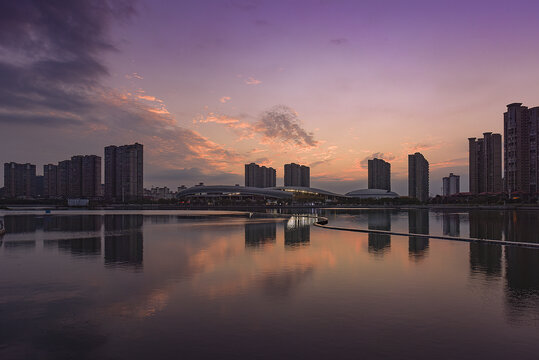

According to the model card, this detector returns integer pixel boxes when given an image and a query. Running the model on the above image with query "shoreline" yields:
[3,203,539,211]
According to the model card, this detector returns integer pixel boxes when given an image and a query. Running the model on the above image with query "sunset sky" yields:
[2,0,539,195]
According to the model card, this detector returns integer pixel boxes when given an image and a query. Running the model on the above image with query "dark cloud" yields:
[359,152,396,169]
[0,0,243,186]
[256,105,318,147]
[0,0,133,124]
[330,38,348,45]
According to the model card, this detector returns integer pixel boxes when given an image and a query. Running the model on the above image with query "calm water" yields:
[1,209,539,359]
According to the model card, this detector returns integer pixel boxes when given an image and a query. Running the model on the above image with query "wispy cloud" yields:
[245,76,262,85]
[196,105,318,148]
[359,152,396,169]
[219,96,231,103]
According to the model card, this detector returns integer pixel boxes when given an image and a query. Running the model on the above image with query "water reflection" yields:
[3,215,38,233]
[442,213,460,237]
[367,210,391,256]
[408,209,429,260]
[104,215,143,269]
[469,243,502,278]
[3,240,36,251]
[469,211,503,240]
[45,237,102,257]
[244,222,277,248]
[504,247,539,322]
[284,216,311,248]
[43,215,102,232]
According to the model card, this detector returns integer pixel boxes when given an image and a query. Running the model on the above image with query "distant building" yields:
[3,162,36,198]
[244,163,276,188]
[43,164,58,197]
[43,155,101,199]
[145,187,174,200]
[82,155,101,198]
[284,163,310,187]
[504,103,539,194]
[57,160,71,197]
[69,155,84,197]
[368,158,391,191]
[105,143,144,202]
[442,173,460,196]
[468,132,502,194]
[35,175,44,198]
[408,153,429,202]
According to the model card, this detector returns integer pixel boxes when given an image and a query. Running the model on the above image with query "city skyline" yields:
[3,1,539,195]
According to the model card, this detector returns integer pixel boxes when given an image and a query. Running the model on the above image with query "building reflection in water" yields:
[3,215,38,233]
[3,240,36,251]
[468,211,502,278]
[284,216,312,249]
[45,237,102,257]
[408,209,429,260]
[469,211,503,240]
[442,212,460,237]
[43,215,102,233]
[245,222,277,248]
[367,210,391,257]
[104,215,143,270]
[466,210,539,321]
[504,246,539,322]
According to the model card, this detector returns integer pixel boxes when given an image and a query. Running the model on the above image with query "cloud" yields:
[0,0,243,181]
[430,157,468,169]
[245,76,262,85]
[330,38,348,45]
[219,96,231,103]
[125,72,143,80]
[255,105,318,147]
[197,105,318,148]
[359,152,396,169]
[403,142,441,153]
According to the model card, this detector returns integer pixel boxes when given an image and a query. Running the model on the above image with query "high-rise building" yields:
[43,155,101,199]
[368,158,391,190]
[284,163,310,187]
[82,155,101,198]
[105,143,144,202]
[3,162,36,198]
[69,155,84,198]
[244,163,276,188]
[57,160,71,197]
[504,102,539,194]
[442,173,460,196]
[43,164,58,197]
[468,132,502,194]
[408,153,429,202]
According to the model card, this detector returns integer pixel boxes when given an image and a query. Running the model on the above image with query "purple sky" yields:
[2,0,539,195]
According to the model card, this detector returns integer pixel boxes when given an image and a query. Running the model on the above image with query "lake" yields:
[1,209,538,359]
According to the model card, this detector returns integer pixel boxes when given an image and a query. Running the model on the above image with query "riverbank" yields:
[3,203,539,212]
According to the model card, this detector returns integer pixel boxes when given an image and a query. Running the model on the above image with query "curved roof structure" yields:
[345,188,400,199]
[177,185,293,199]
[270,186,344,197]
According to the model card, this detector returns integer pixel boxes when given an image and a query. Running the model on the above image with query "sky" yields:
[2,0,539,195]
